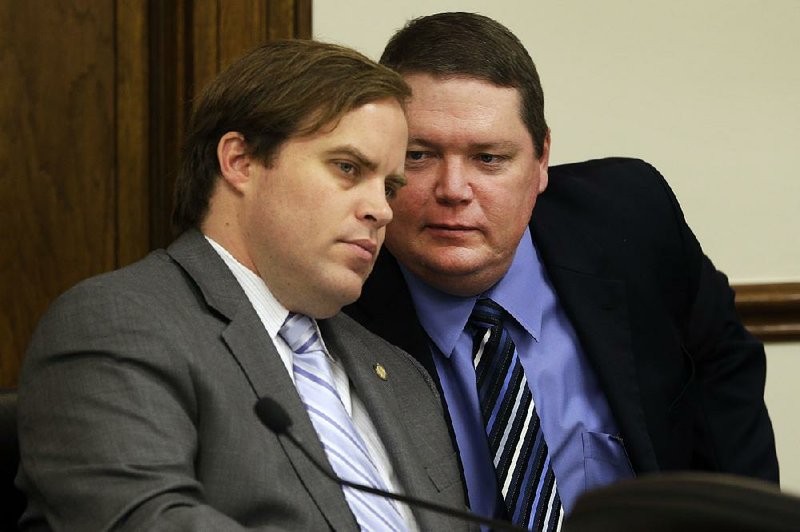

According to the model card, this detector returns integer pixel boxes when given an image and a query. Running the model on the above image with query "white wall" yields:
[315,0,799,283]
[315,0,800,494]
[765,343,800,496]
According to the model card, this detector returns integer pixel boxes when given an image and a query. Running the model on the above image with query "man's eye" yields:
[406,151,427,161]
[385,179,404,199]
[337,161,356,174]
[478,153,500,164]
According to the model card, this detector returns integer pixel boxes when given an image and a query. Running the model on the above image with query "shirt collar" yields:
[400,227,543,358]
[205,236,334,361]
[205,236,290,341]
[487,227,543,342]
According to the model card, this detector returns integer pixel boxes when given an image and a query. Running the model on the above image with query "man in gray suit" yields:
[17,40,467,531]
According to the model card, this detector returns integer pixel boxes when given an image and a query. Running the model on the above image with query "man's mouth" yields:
[342,238,378,261]
[425,223,478,234]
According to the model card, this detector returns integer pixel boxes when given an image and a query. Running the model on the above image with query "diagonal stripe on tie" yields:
[468,298,563,532]
[280,313,407,532]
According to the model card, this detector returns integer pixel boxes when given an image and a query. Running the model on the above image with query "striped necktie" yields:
[468,298,563,531]
[280,313,407,532]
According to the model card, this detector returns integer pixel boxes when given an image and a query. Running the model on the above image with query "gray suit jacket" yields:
[17,230,468,531]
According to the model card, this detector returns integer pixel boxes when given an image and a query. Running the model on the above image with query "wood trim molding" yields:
[116,0,151,267]
[295,0,312,39]
[733,282,800,342]
[144,0,312,252]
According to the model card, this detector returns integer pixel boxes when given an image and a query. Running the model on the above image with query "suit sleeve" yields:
[652,164,780,483]
[17,281,283,531]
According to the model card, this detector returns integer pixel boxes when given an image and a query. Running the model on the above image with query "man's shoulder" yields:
[44,230,216,314]
[50,247,188,313]
[26,234,220,356]
[542,157,676,216]
[551,156,650,173]
[549,157,662,188]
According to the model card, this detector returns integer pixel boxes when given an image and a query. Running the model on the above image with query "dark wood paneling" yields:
[267,0,295,40]
[148,0,188,250]
[220,0,268,67]
[734,283,800,342]
[191,0,221,95]
[1,0,312,386]
[150,0,310,249]
[295,0,312,39]
[1,1,116,386]
[117,0,151,266]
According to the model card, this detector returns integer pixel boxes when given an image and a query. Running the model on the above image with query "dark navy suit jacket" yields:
[346,157,779,483]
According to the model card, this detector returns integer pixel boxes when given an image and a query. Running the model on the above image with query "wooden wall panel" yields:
[117,0,151,266]
[220,0,269,67]
[267,0,296,40]
[1,0,311,386]
[191,0,221,95]
[734,283,800,342]
[147,0,188,251]
[1,1,116,386]
[151,0,312,249]
[295,0,312,39]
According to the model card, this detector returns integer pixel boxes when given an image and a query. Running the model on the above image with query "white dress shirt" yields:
[206,236,417,530]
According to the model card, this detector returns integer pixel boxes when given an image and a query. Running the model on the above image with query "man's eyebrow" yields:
[325,145,377,172]
[407,138,442,151]
[407,138,519,153]
[470,141,519,153]
[387,173,407,188]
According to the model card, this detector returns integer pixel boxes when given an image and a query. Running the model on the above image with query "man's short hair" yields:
[381,12,548,158]
[173,39,411,231]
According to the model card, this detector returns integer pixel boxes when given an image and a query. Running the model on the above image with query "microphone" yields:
[254,396,528,532]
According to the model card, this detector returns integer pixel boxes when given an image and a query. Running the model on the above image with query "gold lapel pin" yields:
[373,363,388,381]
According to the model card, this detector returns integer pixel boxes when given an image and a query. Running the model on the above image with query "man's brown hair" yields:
[173,39,411,231]
[381,12,548,158]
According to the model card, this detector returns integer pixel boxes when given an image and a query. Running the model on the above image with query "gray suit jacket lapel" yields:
[321,316,452,530]
[167,230,358,530]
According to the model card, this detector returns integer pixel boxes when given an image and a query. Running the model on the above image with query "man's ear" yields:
[217,131,252,191]
[537,129,551,193]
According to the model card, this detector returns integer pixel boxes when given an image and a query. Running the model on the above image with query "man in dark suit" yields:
[17,40,467,531]
[345,12,779,531]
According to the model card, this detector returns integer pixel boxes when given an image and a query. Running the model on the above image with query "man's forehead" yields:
[402,75,533,150]
[295,97,405,139]
[403,72,521,97]
[403,74,523,119]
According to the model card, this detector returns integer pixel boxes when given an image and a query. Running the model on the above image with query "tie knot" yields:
[279,313,324,354]
[468,298,504,330]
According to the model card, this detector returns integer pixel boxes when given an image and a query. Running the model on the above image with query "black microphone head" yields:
[254,397,293,434]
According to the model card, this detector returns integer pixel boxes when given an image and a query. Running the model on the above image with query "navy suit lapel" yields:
[532,195,659,472]
[167,230,358,531]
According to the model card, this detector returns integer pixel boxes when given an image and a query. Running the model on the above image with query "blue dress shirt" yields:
[400,227,634,517]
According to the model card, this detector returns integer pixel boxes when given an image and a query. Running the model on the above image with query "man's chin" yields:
[396,250,508,296]
[297,271,365,318]
[420,251,486,276]
[332,274,368,308]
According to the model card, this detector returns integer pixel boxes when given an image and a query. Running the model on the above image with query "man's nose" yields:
[358,180,393,227]
[434,158,473,204]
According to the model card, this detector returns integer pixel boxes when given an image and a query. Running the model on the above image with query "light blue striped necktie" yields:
[469,298,563,531]
[279,312,408,532]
